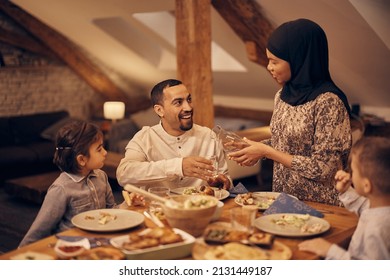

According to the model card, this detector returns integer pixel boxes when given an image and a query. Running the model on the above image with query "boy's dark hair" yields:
[150,79,182,106]
[352,136,390,194]
[53,120,103,173]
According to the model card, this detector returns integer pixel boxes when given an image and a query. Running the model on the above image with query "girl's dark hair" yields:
[53,120,103,173]
[352,136,390,194]
[150,79,182,106]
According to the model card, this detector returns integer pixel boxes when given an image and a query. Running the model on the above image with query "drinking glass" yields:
[148,187,170,214]
[230,206,257,233]
[212,125,248,152]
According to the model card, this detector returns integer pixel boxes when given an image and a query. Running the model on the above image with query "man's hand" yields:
[182,156,215,181]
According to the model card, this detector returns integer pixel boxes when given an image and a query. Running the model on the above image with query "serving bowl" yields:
[163,195,219,237]
[211,201,224,222]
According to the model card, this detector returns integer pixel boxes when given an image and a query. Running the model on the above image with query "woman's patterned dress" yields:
[266,90,352,205]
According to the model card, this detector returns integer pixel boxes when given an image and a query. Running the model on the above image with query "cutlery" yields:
[143,211,165,227]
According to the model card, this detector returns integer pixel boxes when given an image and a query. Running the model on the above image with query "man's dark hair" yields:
[150,79,182,106]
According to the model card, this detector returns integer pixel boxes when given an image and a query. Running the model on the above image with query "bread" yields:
[122,227,184,250]
[122,191,145,206]
[72,247,125,260]
[122,190,132,206]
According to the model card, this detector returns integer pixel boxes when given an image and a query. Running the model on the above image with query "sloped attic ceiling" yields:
[7,0,390,120]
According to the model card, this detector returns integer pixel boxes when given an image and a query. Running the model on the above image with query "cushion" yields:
[130,108,160,128]
[107,118,139,152]
[40,116,80,141]
[0,118,14,147]
[10,111,69,144]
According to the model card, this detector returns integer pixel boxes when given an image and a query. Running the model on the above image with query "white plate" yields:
[71,209,144,232]
[110,228,195,260]
[253,213,330,237]
[171,186,230,200]
[234,192,298,210]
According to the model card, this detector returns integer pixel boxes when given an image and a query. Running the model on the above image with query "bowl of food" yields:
[211,201,224,222]
[163,195,219,237]
[54,238,89,259]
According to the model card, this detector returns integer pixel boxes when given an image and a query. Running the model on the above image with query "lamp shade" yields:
[103,101,125,120]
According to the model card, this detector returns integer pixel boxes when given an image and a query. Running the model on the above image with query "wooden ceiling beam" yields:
[0,25,58,59]
[0,0,149,115]
[211,0,274,67]
[175,0,214,128]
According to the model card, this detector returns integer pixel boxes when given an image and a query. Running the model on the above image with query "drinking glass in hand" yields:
[148,187,170,214]
[212,125,248,152]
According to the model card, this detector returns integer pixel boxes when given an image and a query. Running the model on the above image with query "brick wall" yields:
[0,63,99,118]
[0,12,102,119]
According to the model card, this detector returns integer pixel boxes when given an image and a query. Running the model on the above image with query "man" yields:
[116,79,231,190]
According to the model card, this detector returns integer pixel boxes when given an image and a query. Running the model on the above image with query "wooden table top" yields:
[0,197,358,260]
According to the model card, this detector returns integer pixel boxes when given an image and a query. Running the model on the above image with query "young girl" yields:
[19,120,125,247]
[298,136,390,259]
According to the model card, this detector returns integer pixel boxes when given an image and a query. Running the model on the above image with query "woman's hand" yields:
[228,138,267,166]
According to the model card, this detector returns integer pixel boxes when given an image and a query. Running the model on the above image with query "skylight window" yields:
[133,11,247,72]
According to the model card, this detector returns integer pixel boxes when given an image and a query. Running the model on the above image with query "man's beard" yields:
[180,122,193,131]
[179,110,193,131]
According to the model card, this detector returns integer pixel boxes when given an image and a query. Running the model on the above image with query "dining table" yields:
[0,196,358,260]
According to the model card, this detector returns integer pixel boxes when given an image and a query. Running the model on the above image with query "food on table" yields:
[248,232,274,248]
[199,185,215,196]
[204,242,267,260]
[166,195,217,209]
[204,228,274,248]
[272,214,324,233]
[97,211,117,225]
[121,227,184,251]
[235,192,276,208]
[58,245,83,253]
[71,247,125,260]
[122,190,146,206]
[182,186,215,196]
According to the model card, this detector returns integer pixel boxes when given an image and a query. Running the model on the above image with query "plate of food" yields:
[193,240,292,260]
[171,186,230,200]
[110,227,195,260]
[71,209,144,232]
[234,192,298,210]
[192,222,291,260]
[253,213,330,237]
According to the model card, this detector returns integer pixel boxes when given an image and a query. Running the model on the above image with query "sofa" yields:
[0,110,70,183]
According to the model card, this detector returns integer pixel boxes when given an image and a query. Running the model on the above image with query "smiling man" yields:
[116,79,231,191]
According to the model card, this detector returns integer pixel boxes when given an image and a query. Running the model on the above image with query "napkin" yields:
[56,235,111,248]
[229,182,249,197]
[263,192,324,218]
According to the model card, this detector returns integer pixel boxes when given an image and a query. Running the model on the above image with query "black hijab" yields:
[267,18,350,115]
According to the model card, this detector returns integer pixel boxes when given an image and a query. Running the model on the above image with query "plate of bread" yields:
[110,227,195,260]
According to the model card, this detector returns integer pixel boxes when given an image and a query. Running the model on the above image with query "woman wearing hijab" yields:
[229,19,352,205]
